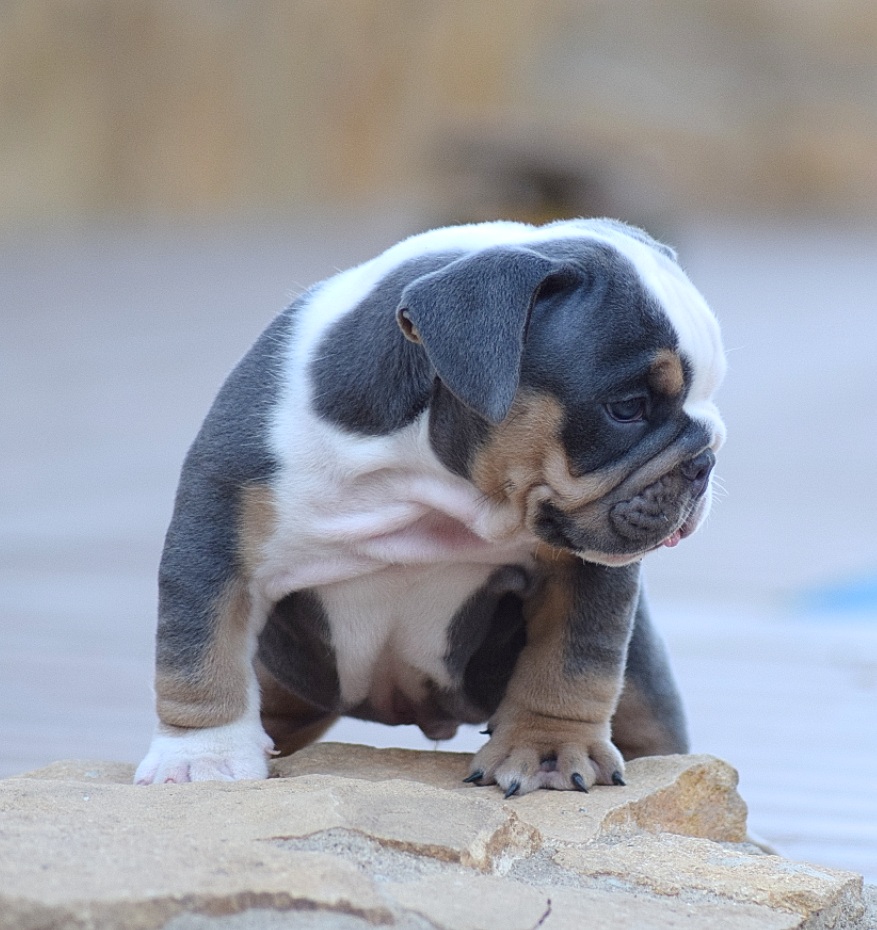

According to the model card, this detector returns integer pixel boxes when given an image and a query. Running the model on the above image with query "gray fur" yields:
[397,247,579,424]
[444,566,531,715]
[257,590,341,712]
[561,561,642,677]
[156,310,291,676]
[426,386,492,479]
[309,252,462,435]
[613,594,690,756]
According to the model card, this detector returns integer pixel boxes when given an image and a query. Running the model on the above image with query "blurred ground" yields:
[1,211,875,881]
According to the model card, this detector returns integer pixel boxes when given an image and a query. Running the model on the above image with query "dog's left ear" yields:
[396,247,577,424]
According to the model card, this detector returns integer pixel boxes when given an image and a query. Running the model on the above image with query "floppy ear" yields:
[396,247,577,424]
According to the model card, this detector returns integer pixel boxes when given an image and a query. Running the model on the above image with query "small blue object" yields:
[795,572,877,616]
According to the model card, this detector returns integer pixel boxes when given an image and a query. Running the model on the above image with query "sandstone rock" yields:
[556,835,865,925]
[0,745,871,930]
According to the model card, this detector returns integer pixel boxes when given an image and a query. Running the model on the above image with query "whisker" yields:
[710,474,729,500]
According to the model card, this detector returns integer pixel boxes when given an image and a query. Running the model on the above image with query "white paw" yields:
[134,717,274,784]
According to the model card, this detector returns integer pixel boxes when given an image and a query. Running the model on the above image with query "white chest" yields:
[314,561,506,709]
[256,415,536,716]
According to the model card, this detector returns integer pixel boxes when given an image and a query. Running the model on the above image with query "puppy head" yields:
[397,220,726,564]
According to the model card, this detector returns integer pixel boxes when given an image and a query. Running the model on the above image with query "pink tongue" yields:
[663,530,683,548]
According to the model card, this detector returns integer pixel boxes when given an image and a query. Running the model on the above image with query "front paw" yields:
[466,707,625,797]
[134,718,274,784]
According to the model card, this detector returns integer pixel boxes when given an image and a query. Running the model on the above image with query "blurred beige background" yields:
[2,0,876,231]
[2,0,876,883]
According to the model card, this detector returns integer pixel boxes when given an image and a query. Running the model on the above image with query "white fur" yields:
[608,234,726,448]
[134,714,273,784]
[137,601,274,785]
[317,562,516,709]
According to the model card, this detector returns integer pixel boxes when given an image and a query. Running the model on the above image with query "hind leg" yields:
[611,591,689,760]
[256,658,338,756]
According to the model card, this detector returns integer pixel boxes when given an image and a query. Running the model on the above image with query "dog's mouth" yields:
[537,491,707,567]
[577,527,687,567]
[530,440,718,567]
[582,524,689,567]
[655,513,696,550]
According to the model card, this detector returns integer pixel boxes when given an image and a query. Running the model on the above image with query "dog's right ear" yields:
[396,247,578,424]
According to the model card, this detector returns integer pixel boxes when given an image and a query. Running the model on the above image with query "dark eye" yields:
[606,397,648,422]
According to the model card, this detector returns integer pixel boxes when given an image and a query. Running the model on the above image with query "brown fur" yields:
[256,658,337,755]
[470,547,629,787]
[649,348,685,397]
[156,577,254,728]
[504,548,623,724]
[238,484,278,574]
[470,393,622,525]
[155,485,280,729]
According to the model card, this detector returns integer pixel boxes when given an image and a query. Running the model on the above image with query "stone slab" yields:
[0,745,871,930]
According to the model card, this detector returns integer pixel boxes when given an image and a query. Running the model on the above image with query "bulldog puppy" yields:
[135,218,726,796]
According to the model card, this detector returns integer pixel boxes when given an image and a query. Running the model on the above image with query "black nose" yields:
[680,450,715,497]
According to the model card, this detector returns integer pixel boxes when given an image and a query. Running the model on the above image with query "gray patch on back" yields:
[309,251,463,435]
[157,308,294,674]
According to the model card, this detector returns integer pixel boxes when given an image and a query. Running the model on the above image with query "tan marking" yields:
[649,348,684,396]
[470,393,622,530]
[521,548,578,644]
[396,308,422,344]
[541,447,618,507]
[501,550,623,724]
[155,484,280,729]
[256,658,338,756]
[476,703,615,769]
[238,483,278,575]
[156,576,254,728]
[469,548,628,788]
[470,393,563,510]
